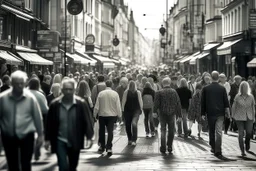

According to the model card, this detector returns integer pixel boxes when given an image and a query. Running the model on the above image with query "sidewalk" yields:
[1,116,256,171]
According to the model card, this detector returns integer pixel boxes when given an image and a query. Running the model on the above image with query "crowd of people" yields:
[0,69,255,171]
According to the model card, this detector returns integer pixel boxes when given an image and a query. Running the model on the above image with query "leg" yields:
[56,140,69,171]
[245,120,254,151]
[159,115,167,152]
[188,120,194,130]
[224,117,230,133]
[67,148,80,171]
[177,115,183,135]
[148,109,155,133]
[208,117,216,151]
[131,113,140,142]
[124,112,132,141]
[182,109,188,136]
[236,121,245,153]
[215,116,224,155]
[1,134,20,171]
[167,116,176,150]
[98,116,106,150]
[20,133,35,171]
[143,109,150,134]
[105,117,116,150]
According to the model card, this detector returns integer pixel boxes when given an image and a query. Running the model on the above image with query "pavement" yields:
[0,116,256,171]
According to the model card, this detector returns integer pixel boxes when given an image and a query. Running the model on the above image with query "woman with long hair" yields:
[232,81,255,156]
[52,74,62,84]
[201,72,211,87]
[76,80,93,108]
[122,81,143,146]
[142,82,155,137]
[47,83,61,106]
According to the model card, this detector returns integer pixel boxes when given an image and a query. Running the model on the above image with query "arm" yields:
[174,92,182,118]
[91,85,97,105]
[93,94,100,118]
[81,101,94,140]
[252,95,255,120]
[88,97,94,108]
[116,94,122,118]
[231,96,237,119]
[137,91,143,110]
[201,87,206,116]
[122,90,128,112]
[32,98,44,137]
[153,92,160,113]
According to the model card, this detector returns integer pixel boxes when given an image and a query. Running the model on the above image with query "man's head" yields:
[2,75,10,86]
[189,75,195,83]
[106,80,113,88]
[61,78,76,100]
[11,70,28,95]
[120,77,129,88]
[137,74,143,82]
[97,75,105,83]
[211,71,219,82]
[43,75,52,85]
[219,73,226,83]
[171,76,178,85]
[234,75,242,85]
[162,77,171,87]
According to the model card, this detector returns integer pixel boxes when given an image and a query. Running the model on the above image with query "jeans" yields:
[159,114,175,151]
[124,111,140,142]
[1,133,34,171]
[56,140,80,171]
[236,120,254,153]
[208,116,224,154]
[224,117,231,133]
[99,116,117,150]
[143,108,155,134]
[177,109,188,135]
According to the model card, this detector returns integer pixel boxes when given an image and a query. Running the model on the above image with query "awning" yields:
[189,52,209,65]
[75,50,97,66]
[203,43,220,51]
[66,53,95,65]
[16,45,37,53]
[66,53,81,64]
[120,57,131,63]
[110,58,121,65]
[1,4,35,20]
[18,52,53,65]
[174,55,188,64]
[103,62,115,69]
[180,52,200,64]
[0,50,23,65]
[247,58,256,68]
[93,55,114,63]
[217,39,242,55]
[119,59,127,65]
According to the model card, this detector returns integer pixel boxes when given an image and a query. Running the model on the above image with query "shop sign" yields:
[249,9,256,29]
[85,34,95,44]
[37,30,60,52]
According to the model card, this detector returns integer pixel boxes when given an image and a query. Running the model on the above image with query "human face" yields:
[204,76,211,85]
[12,78,25,95]
[62,82,75,99]
[235,78,242,85]
[241,84,248,95]
[219,76,226,83]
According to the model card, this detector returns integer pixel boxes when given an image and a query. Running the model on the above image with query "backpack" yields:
[142,94,154,109]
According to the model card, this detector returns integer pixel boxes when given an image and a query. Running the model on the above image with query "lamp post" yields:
[64,0,67,76]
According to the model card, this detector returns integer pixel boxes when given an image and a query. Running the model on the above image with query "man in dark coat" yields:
[45,78,94,171]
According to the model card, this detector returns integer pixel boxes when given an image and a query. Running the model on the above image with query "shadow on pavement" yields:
[175,137,209,151]
[82,154,147,167]
[40,163,58,171]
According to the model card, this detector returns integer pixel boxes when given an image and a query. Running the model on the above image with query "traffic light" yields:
[67,0,83,15]
[159,25,166,36]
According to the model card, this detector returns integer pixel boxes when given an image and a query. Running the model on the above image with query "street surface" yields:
[0,116,256,171]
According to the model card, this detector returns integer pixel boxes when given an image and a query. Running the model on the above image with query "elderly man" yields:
[201,71,230,159]
[154,77,182,154]
[45,78,94,171]
[0,70,43,171]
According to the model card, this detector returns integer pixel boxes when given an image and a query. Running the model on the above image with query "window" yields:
[0,17,3,40]
[95,1,99,19]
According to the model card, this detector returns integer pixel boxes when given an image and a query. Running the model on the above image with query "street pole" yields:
[166,0,168,64]
[64,0,67,76]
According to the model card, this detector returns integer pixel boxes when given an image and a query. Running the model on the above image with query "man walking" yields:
[154,78,182,154]
[94,80,122,155]
[45,78,94,171]
[41,75,52,96]
[201,71,230,159]
[0,70,43,171]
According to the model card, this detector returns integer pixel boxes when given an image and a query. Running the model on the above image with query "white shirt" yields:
[220,82,231,98]
[94,87,122,118]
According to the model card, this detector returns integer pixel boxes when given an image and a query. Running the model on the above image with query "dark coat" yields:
[45,96,94,153]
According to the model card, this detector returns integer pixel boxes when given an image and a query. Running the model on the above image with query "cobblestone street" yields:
[0,116,256,171]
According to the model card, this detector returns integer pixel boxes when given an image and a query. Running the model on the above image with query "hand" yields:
[202,116,206,121]
[153,113,158,118]
[44,141,50,151]
[36,135,44,147]
[85,140,93,149]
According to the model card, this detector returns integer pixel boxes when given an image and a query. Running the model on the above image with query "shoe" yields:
[107,149,112,156]
[198,133,200,138]
[245,143,250,151]
[210,149,215,153]
[98,147,105,153]
[131,142,136,146]
[151,132,156,137]
[146,133,149,138]
[160,147,166,154]
[128,141,132,145]
[168,147,172,153]
[241,153,246,157]
[214,152,223,158]
[184,135,188,139]
[177,134,182,137]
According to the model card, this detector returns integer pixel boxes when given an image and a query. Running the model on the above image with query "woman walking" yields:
[76,80,93,109]
[142,82,155,137]
[122,81,143,146]
[188,83,203,138]
[232,81,255,156]
[47,83,61,106]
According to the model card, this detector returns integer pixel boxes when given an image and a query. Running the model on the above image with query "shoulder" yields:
[0,88,12,99]
[249,94,255,100]
[74,95,85,103]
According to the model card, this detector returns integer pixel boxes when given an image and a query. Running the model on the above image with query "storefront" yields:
[217,39,251,78]
[0,50,23,76]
